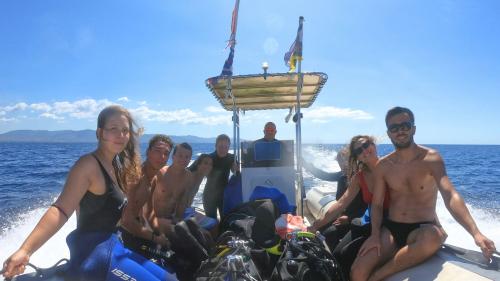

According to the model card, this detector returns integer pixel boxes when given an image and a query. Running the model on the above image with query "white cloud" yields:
[303,106,374,122]
[1,99,232,126]
[30,103,52,112]
[0,99,114,122]
[131,106,231,125]
[0,117,16,122]
[53,99,113,119]
[3,102,28,112]
[118,97,130,102]
[40,112,64,120]
[205,106,226,113]
[138,101,147,106]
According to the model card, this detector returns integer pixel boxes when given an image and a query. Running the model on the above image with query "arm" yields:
[309,176,360,232]
[174,173,192,222]
[2,156,93,278]
[359,163,386,257]
[433,154,496,259]
[229,153,239,174]
[121,176,169,247]
[302,158,342,182]
[151,170,174,236]
[186,173,202,207]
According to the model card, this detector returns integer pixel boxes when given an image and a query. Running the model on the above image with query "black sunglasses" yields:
[353,141,371,157]
[388,121,413,133]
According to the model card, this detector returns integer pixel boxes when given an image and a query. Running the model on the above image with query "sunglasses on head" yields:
[353,141,371,157]
[388,121,413,133]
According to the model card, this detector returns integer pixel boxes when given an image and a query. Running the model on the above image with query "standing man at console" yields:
[203,134,237,220]
[258,121,278,142]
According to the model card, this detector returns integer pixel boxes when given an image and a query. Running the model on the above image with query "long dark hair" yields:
[188,153,211,172]
[97,105,142,190]
[347,135,376,181]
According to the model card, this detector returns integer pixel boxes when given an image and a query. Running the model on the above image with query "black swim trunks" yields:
[383,219,436,248]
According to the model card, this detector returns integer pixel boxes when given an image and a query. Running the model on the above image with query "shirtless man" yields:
[121,134,173,251]
[351,106,496,281]
[152,142,193,237]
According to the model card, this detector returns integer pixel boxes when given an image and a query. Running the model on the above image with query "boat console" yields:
[240,140,296,209]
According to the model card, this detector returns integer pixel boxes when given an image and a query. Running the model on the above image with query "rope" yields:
[3,259,69,280]
[27,259,69,275]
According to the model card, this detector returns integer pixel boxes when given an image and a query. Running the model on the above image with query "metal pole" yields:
[295,16,305,218]
[231,94,240,166]
[227,0,240,166]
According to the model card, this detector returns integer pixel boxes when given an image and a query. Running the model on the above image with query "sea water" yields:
[0,142,499,278]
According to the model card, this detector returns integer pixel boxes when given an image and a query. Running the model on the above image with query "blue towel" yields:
[222,174,243,216]
[249,186,295,215]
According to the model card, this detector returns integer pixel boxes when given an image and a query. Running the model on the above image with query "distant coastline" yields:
[0,130,216,144]
[1,130,498,146]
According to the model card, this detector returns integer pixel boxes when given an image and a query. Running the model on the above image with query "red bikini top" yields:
[358,170,390,210]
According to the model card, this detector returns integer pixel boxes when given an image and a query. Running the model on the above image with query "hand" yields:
[474,233,496,260]
[155,233,171,248]
[2,249,30,279]
[359,235,381,257]
[307,225,317,233]
[333,216,349,226]
[232,162,240,173]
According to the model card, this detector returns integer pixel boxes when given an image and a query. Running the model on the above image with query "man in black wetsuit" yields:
[203,134,236,220]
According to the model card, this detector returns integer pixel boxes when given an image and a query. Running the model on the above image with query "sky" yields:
[1,0,499,144]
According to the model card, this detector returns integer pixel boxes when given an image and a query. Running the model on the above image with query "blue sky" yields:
[1,1,499,144]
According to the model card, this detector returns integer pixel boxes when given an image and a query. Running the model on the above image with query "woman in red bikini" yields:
[308,135,390,279]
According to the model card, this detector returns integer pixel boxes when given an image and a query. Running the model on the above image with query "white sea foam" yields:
[436,196,500,251]
[303,146,341,173]
[0,205,75,280]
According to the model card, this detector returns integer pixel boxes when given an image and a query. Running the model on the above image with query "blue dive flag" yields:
[284,16,304,72]
[221,0,240,76]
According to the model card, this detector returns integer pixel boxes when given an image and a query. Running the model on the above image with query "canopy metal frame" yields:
[206,72,328,217]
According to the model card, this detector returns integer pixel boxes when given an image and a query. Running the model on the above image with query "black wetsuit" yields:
[203,151,234,219]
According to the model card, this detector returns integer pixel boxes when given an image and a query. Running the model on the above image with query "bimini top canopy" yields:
[205,72,328,111]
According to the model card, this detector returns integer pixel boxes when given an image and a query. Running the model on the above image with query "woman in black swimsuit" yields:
[2,106,176,280]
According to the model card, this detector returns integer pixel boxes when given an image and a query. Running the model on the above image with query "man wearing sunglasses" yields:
[260,121,278,142]
[351,106,496,281]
